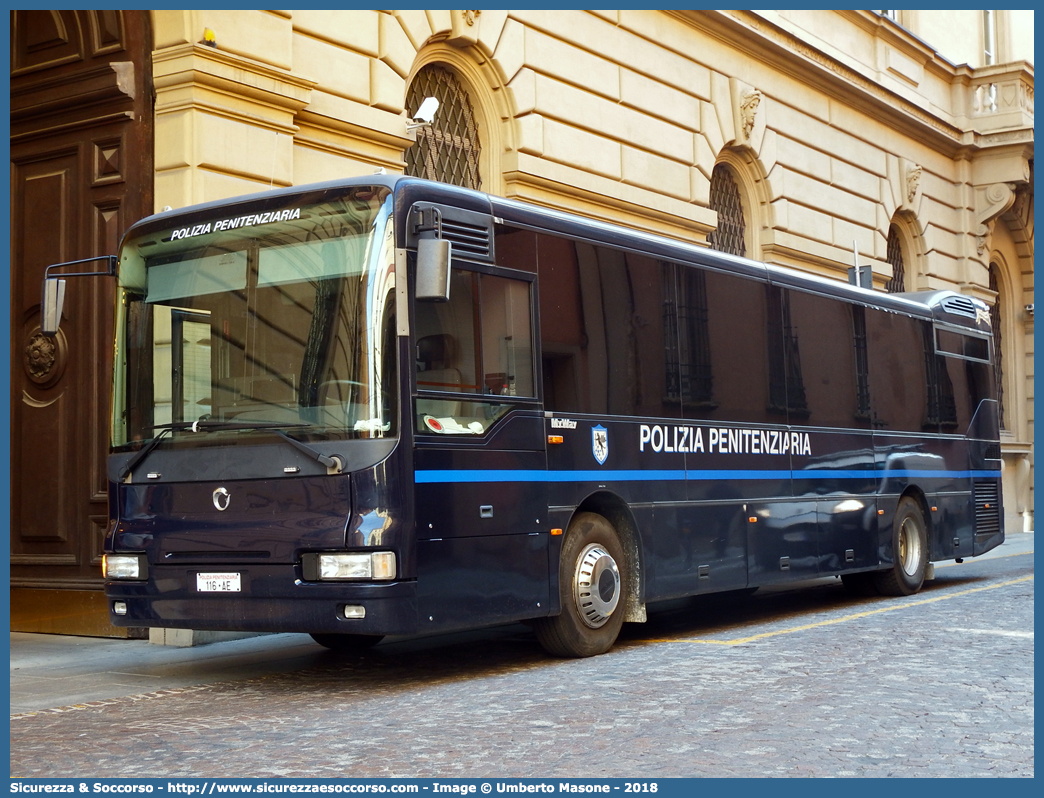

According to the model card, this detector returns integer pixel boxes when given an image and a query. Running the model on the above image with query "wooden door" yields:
[10,10,153,634]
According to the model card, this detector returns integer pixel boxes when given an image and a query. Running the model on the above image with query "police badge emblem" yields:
[592,424,609,464]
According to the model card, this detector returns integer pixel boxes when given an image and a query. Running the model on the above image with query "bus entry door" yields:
[413,413,549,633]
[411,261,548,633]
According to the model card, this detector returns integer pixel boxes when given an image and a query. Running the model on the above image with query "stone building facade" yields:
[10,10,1034,635]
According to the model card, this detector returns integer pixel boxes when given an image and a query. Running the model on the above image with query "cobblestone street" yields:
[10,539,1033,778]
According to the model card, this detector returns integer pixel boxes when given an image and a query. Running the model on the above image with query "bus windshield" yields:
[112,187,397,450]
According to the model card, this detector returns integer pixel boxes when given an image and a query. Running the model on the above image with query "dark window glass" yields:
[494,225,538,273]
[766,286,808,420]
[938,350,974,432]
[936,329,990,361]
[935,341,996,435]
[681,268,774,424]
[666,263,715,410]
[786,291,868,429]
[924,324,958,431]
[853,306,871,421]
[532,233,585,413]
[534,235,675,418]
[964,358,996,419]
[865,309,930,432]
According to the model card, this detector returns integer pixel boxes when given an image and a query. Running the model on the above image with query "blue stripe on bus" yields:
[878,469,1001,480]
[414,469,1001,484]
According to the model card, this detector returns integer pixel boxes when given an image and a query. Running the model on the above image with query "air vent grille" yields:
[974,481,1001,536]
[941,296,978,318]
[442,218,491,259]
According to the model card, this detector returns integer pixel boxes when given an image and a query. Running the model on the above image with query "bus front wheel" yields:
[309,633,383,652]
[534,512,627,658]
[873,497,928,596]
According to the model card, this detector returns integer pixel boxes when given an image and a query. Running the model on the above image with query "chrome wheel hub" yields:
[573,544,621,628]
[898,518,922,577]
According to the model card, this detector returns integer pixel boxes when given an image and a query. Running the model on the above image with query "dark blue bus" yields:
[43,175,1004,657]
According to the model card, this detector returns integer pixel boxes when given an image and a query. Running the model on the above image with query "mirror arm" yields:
[41,255,117,336]
[43,255,117,281]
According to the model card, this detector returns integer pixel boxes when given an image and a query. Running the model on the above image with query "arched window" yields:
[405,64,481,190]
[989,263,1005,429]
[885,224,906,293]
[707,163,746,257]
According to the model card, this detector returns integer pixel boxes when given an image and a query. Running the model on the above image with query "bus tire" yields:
[309,633,383,652]
[534,512,627,658]
[873,497,928,596]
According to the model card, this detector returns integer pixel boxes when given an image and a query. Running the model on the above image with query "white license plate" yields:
[196,572,241,592]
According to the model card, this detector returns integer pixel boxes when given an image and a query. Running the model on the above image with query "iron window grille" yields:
[885,225,906,293]
[405,65,482,191]
[707,164,746,258]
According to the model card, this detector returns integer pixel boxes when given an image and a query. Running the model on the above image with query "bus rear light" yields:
[318,552,396,581]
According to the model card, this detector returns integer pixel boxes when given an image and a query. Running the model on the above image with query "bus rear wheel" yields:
[533,512,627,658]
[873,497,928,596]
[309,633,383,652]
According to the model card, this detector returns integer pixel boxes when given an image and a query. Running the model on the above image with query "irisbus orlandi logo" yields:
[639,424,811,456]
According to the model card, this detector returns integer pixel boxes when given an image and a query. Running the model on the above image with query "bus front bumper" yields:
[105,564,419,636]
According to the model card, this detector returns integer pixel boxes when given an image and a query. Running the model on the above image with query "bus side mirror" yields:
[42,278,67,336]
[415,238,451,302]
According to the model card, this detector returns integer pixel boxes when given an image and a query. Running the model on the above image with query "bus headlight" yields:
[318,552,396,581]
[103,553,147,580]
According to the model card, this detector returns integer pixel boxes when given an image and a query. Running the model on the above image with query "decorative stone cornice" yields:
[672,10,1033,157]
[503,156,718,245]
[153,43,315,133]
[294,110,413,172]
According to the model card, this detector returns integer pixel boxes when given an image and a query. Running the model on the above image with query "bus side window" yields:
[785,291,868,429]
[414,265,536,431]
[477,273,534,398]
[494,225,538,273]
[936,332,995,434]
[415,269,479,395]
[865,309,930,432]
[533,233,585,413]
[685,268,774,425]
[534,235,676,418]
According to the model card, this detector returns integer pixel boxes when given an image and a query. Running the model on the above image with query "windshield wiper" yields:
[152,420,310,433]
[149,420,343,473]
[265,427,343,472]
[119,428,173,482]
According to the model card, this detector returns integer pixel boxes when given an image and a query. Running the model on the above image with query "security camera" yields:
[1025,304,1034,317]
[406,97,440,132]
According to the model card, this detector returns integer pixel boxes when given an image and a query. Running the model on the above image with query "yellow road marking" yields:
[648,574,1034,647]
